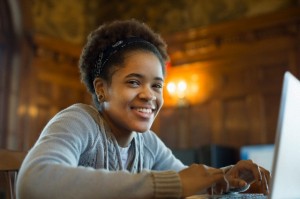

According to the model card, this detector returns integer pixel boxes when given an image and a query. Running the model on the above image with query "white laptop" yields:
[270,71,300,199]
[187,71,300,199]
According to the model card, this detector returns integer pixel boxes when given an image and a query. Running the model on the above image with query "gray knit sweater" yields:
[16,103,186,199]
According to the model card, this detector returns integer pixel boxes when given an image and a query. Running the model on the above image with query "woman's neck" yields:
[99,110,134,147]
[114,131,135,147]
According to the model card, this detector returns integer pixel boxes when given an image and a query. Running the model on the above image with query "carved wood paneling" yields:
[158,8,300,149]
[189,104,212,148]
[0,0,18,149]
[15,34,92,149]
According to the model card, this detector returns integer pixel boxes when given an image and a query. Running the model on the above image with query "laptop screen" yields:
[270,71,300,199]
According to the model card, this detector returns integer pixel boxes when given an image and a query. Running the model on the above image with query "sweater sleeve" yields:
[16,104,182,199]
[141,131,186,198]
[142,131,187,172]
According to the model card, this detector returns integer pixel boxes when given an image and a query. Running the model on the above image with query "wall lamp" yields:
[166,80,189,107]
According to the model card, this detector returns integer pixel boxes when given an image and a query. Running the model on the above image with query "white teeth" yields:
[136,108,152,113]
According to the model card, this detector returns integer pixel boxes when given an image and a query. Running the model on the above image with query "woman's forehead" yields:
[114,51,164,80]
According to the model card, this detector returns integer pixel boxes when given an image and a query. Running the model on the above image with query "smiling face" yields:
[94,50,164,146]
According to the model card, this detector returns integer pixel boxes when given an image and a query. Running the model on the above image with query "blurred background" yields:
[1,0,300,167]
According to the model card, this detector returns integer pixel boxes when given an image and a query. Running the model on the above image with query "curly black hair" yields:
[79,19,169,96]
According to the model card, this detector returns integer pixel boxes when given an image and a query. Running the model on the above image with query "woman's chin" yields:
[132,125,152,133]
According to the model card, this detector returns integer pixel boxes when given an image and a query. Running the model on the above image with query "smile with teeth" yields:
[135,108,154,113]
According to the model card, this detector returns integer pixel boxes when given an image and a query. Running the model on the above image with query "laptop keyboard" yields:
[208,193,267,199]
[187,193,267,199]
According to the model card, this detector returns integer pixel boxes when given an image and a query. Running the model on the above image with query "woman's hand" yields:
[179,164,228,197]
[224,160,271,195]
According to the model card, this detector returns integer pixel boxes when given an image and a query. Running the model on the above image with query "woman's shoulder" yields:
[45,103,101,133]
[64,103,98,114]
[56,103,99,121]
[40,103,103,146]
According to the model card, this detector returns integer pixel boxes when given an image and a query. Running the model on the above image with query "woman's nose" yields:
[139,87,157,101]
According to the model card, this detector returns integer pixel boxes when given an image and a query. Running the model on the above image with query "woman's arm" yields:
[16,105,182,199]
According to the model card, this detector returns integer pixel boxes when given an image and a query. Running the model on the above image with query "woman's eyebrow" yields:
[155,77,164,82]
[125,73,164,82]
[125,73,143,79]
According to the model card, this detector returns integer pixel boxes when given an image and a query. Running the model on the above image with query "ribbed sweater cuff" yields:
[152,171,182,199]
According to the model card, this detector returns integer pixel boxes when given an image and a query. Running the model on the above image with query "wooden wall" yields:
[0,0,14,148]
[17,35,91,149]
[155,7,300,150]
[1,3,299,151]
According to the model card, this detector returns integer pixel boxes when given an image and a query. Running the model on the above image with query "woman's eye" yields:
[127,80,140,87]
[153,83,163,89]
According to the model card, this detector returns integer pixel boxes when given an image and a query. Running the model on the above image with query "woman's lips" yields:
[132,107,155,119]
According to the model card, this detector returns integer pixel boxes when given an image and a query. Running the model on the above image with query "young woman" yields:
[16,19,270,199]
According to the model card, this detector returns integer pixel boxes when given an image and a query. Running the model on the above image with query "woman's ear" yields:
[93,78,107,102]
[93,77,107,103]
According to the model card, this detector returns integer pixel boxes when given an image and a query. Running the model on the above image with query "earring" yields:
[97,93,104,103]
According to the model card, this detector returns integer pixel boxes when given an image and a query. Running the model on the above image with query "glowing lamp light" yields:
[166,80,188,100]
[164,68,209,107]
[167,82,176,94]
[177,81,187,92]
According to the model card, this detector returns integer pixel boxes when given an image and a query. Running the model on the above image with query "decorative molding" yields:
[165,8,300,66]
[34,34,81,67]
